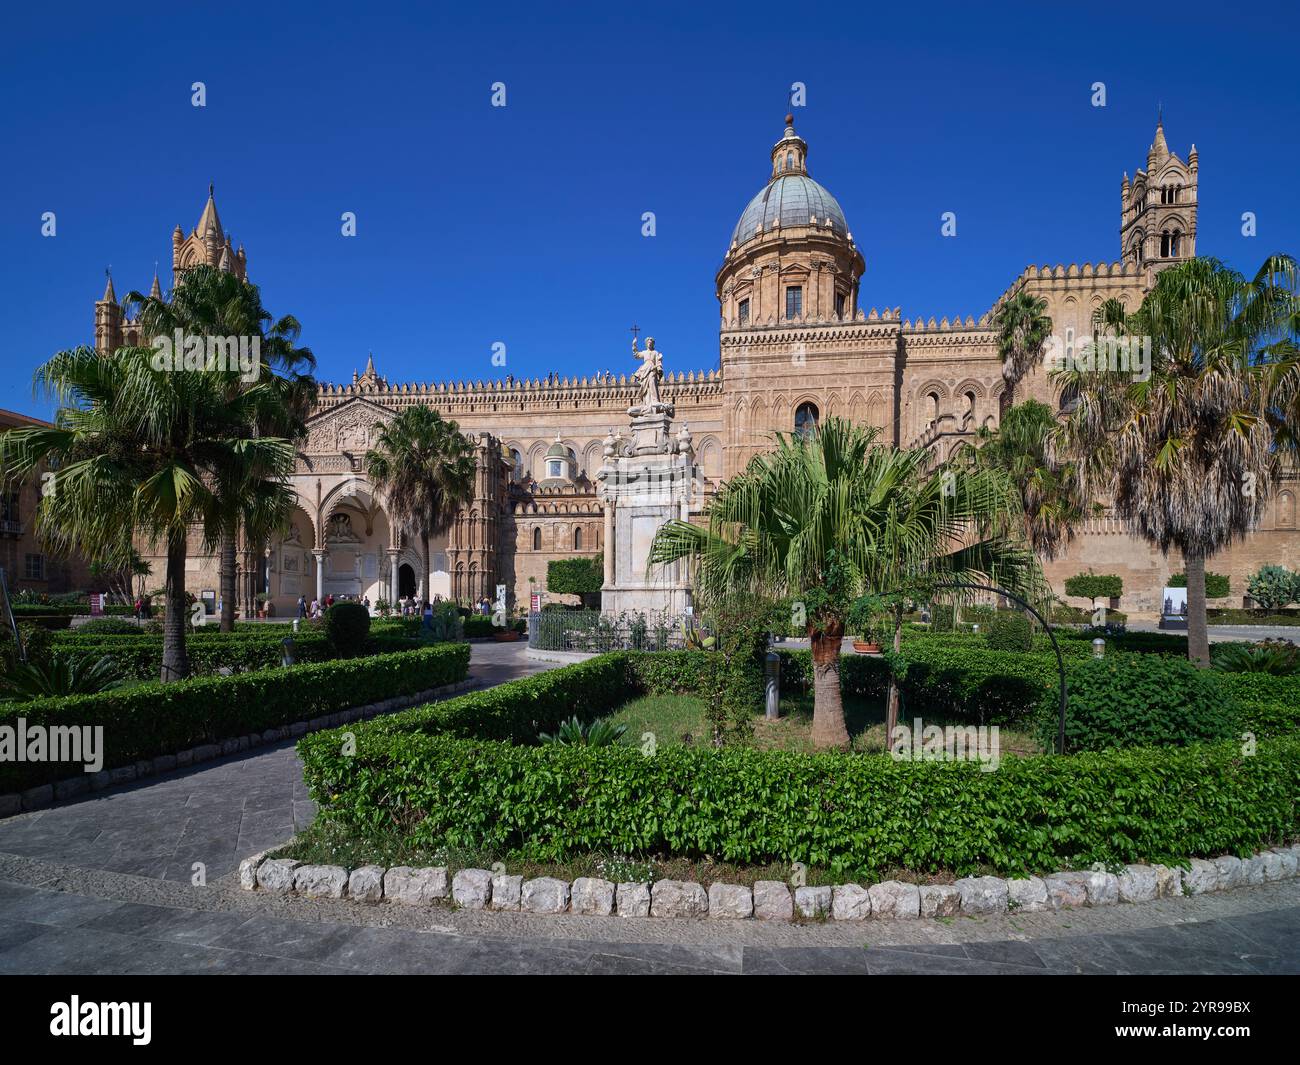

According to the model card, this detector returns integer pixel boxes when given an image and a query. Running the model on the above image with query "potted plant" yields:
[848,594,888,654]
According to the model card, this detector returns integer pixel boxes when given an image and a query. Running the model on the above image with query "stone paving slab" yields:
[1,642,1298,974]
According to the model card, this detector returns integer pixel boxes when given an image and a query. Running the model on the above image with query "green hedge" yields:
[299,652,1300,878]
[1063,573,1123,600]
[10,603,132,617]
[1219,673,1300,740]
[47,631,421,680]
[0,643,470,793]
[1169,571,1231,598]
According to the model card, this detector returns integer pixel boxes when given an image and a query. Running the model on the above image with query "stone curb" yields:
[0,678,474,818]
[238,844,1300,921]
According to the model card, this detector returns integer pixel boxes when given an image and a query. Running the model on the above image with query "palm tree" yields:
[995,290,1053,411]
[649,418,1043,749]
[1052,256,1298,666]
[365,406,476,605]
[958,400,1093,560]
[125,265,317,631]
[0,346,296,680]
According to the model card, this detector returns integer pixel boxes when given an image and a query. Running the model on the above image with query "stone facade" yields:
[96,117,1296,616]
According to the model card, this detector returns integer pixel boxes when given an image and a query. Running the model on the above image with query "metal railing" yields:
[528,609,697,653]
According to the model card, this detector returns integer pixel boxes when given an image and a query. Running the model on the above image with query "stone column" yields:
[313,549,327,600]
[602,499,615,587]
[388,550,400,603]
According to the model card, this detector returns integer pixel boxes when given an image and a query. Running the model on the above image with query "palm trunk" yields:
[885,603,904,737]
[1184,550,1211,668]
[810,623,850,750]
[161,529,190,683]
[218,517,237,632]
[421,533,431,605]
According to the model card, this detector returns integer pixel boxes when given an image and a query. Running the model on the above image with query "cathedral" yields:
[93,116,1297,618]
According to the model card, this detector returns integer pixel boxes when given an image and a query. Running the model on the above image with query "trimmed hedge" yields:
[1169,571,1231,598]
[46,631,421,680]
[1043,655,1240,751]
[0,643,470,793]
[1063,573,1123,600]
[299,652,1300,878]
[1219,673,1300,740]
[11,603,132,617]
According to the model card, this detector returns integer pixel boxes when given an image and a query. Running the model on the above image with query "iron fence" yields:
[528,609,699,653]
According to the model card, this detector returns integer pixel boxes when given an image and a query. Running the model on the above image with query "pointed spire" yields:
[196,182,223,241]
[100,269,116,303]
[149,264,161,299]
[365,352,376,376]
[1151,114,1169,160]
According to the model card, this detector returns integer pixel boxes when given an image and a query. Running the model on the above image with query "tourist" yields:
[297,595,307,619]
[363,595,371,613]
[422,600,433,631]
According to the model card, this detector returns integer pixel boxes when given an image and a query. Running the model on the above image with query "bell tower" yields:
[1120,116,1197,272]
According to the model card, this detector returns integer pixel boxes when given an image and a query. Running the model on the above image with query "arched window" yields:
[964,391,976,419]
[574,527,583,550]
[510,448,522,481]
[794,402,819,438]
[926,391,940,427]
[1170,231,1181,256]
[532,527,541,551]
[786,151,794,170]
[1160,231,1171,257]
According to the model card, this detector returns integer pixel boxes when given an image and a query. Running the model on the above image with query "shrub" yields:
[0,643,470,793]
[1218,673,1300,740]
[929,603,955,632]
[538,715,628,747]
[1246,565,1298,611]
[298,652,1300,878]
[546,557,603,609]
[324,602,371,656]
[1213,640,1299,676]
[74,618,144,636]
[1168,571,1231,598]
[1041,654,1239,752]
[0,623,54,674]
[984,612,1033,652]
[1063,573,1123,600]
[0,654,125,700]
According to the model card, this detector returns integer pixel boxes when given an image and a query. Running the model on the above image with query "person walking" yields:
[422,600,434,632]
[297,595,307,619]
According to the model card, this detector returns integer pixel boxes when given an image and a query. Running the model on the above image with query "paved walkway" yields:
[1,641,1297,974]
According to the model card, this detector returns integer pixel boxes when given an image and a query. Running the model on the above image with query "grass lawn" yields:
[603,691,1044,756]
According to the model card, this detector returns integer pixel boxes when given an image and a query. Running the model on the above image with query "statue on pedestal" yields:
[631,337,666,412]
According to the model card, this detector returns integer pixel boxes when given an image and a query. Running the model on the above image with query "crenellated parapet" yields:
[987,260,1145,317]
[313,368,724,415]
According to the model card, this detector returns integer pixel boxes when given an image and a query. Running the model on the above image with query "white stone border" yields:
[239,844,1300,920]
[0,678,475,818]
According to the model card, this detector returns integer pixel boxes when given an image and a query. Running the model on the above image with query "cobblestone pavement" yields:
[1,642,1297,974]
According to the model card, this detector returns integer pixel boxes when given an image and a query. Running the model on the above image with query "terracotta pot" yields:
[852,640,882,654]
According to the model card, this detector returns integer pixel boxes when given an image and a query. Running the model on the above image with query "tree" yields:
[649,417,1042,749]
[0,347,296,680]
[365,406,476,605]
[959,400,1092,560]
[547,556,603,609]
[1052,256,1298,666]
[125,265,317,631]
[995,290,1053,411]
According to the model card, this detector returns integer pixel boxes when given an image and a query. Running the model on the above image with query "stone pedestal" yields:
[597,405,700,619]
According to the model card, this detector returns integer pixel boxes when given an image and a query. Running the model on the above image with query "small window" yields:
[835,293,846,319]
[0,490,19,524]
[574,527,583,550]
[795,402,819,438]
[532,527,542,551]
[785,286,803,320]
[510,449,523,481]
[24,553,44,580]
[548,459,563,478]
[1170,231,1181,256]
[738,298,749,326]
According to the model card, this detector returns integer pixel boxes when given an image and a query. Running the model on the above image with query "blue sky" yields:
[3,0,1298,419]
